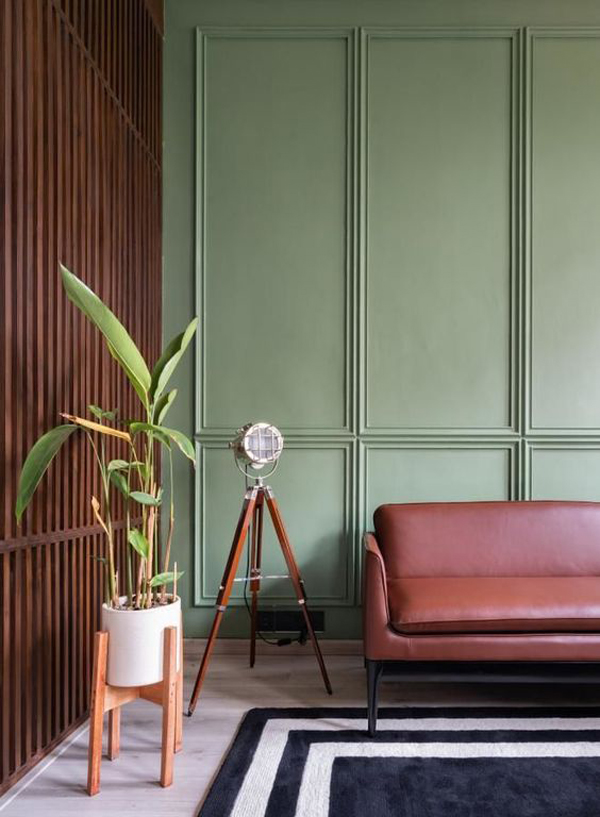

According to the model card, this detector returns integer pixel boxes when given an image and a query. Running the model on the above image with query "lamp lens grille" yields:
[243,424,283,464]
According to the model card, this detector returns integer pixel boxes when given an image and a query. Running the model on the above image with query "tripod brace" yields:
[187,481,333,716]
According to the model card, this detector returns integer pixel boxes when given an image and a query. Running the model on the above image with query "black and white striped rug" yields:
[198,707,600,816]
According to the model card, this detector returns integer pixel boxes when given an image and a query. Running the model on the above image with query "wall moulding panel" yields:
[360,28,521,435]
[194,438,357,607]
[526,441,600,501]
[526,28,600,435]
[195,27,357,437]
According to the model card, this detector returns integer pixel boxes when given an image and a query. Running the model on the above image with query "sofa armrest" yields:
[363,533,391,658]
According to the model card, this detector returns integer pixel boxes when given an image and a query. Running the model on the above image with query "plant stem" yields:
[104,566,110,607]
[161,448,175,602]
[88,432,117,607]
[136,560,144,609]
[129,437,146,608]
[125,460,133,607]
[102,471,118,606]
[145,505,155,608]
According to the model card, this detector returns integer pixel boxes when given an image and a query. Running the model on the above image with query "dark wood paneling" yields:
[0,0,162,794]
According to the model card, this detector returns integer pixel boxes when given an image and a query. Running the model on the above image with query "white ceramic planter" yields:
[101,596,181,687]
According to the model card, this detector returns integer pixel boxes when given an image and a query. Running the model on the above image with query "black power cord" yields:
[242,519,279,646]
[243,472,306,648]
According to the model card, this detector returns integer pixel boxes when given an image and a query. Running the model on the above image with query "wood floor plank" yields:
[3,645,600,815]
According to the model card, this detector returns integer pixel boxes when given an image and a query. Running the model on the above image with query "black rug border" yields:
[196,706,600,817]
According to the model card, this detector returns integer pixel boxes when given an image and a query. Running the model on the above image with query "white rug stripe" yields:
[296,741,600,817]
[230,716,600,817]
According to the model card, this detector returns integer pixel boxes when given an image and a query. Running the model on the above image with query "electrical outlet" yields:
[257,608,325,633]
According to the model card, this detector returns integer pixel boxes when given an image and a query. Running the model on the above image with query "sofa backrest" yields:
[373,501,600,578]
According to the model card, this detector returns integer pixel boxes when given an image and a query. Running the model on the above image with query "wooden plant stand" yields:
[87,626,183,796]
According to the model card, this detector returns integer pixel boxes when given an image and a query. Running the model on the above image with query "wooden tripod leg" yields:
[161,627,177,787]
[249,493,264,668]
[187,488,258,716]
[108,707,120,760]
[265,490,333,695]
[87,632,108,796]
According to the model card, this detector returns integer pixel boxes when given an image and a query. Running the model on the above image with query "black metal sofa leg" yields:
[366,659,383,736]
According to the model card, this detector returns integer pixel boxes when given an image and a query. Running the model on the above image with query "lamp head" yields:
[229,422,284,472]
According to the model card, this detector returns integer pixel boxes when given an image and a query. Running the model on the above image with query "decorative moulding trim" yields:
[526,27,600,38]
[194,27,357,438]
[195,429,523,443]
[523,438,600,500]
[193,437,358,608]
[359,27,521,436]
[195,428,356,440]
[196,428,523,441]
[524,27,600,436]
[357,427,522,438]
[362,27,523,38]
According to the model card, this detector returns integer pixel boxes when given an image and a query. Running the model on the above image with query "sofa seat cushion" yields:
[388,577,600,635]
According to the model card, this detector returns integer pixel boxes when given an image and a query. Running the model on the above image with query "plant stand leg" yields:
[108,707,120,760]
[175,614,183,754]
[87,632,108,796]
[161,626,177,787]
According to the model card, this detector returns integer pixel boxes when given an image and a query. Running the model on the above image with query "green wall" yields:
[163,1,600,639]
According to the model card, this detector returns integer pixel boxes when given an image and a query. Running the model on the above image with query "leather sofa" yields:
[363,501,600,734]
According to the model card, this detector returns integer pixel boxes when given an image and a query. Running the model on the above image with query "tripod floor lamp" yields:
[187,422,333,716]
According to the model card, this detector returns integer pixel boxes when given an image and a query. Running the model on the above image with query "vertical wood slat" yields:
[0,0,13,786]
[0,0,162,795]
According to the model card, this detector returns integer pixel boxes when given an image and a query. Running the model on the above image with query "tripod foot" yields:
[185,709,193,718]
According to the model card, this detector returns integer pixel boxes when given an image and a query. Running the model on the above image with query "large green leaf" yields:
[110,471,130,498]
[15,425,78,521]
[149,570,184,588]
[149,318,198,401]
[60,264,151,406]
[164,428,196,463]
[89,405,117,421]
[153,389,177,425]
[130,422,195,464]
[107,342,150,407]
[129,491,162,507]
[128,421,171,450]
[128,529,149,560]
[107,459,130,474]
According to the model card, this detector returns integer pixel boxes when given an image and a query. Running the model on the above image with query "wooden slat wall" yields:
[0,0,162,795]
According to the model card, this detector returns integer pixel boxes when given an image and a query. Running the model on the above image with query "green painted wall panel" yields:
[198,443,352,605]
[164,2,600,639]
[200,34,350,432]
[531,35,600,431]
[530,446,600,500]
[366,35,514,430]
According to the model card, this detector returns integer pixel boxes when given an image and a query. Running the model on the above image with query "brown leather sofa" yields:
[364,501,600,734]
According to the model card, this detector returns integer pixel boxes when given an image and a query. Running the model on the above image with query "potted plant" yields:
[15,264,197,687]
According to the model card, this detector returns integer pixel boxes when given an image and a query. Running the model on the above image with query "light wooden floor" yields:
[3,640,600,816]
